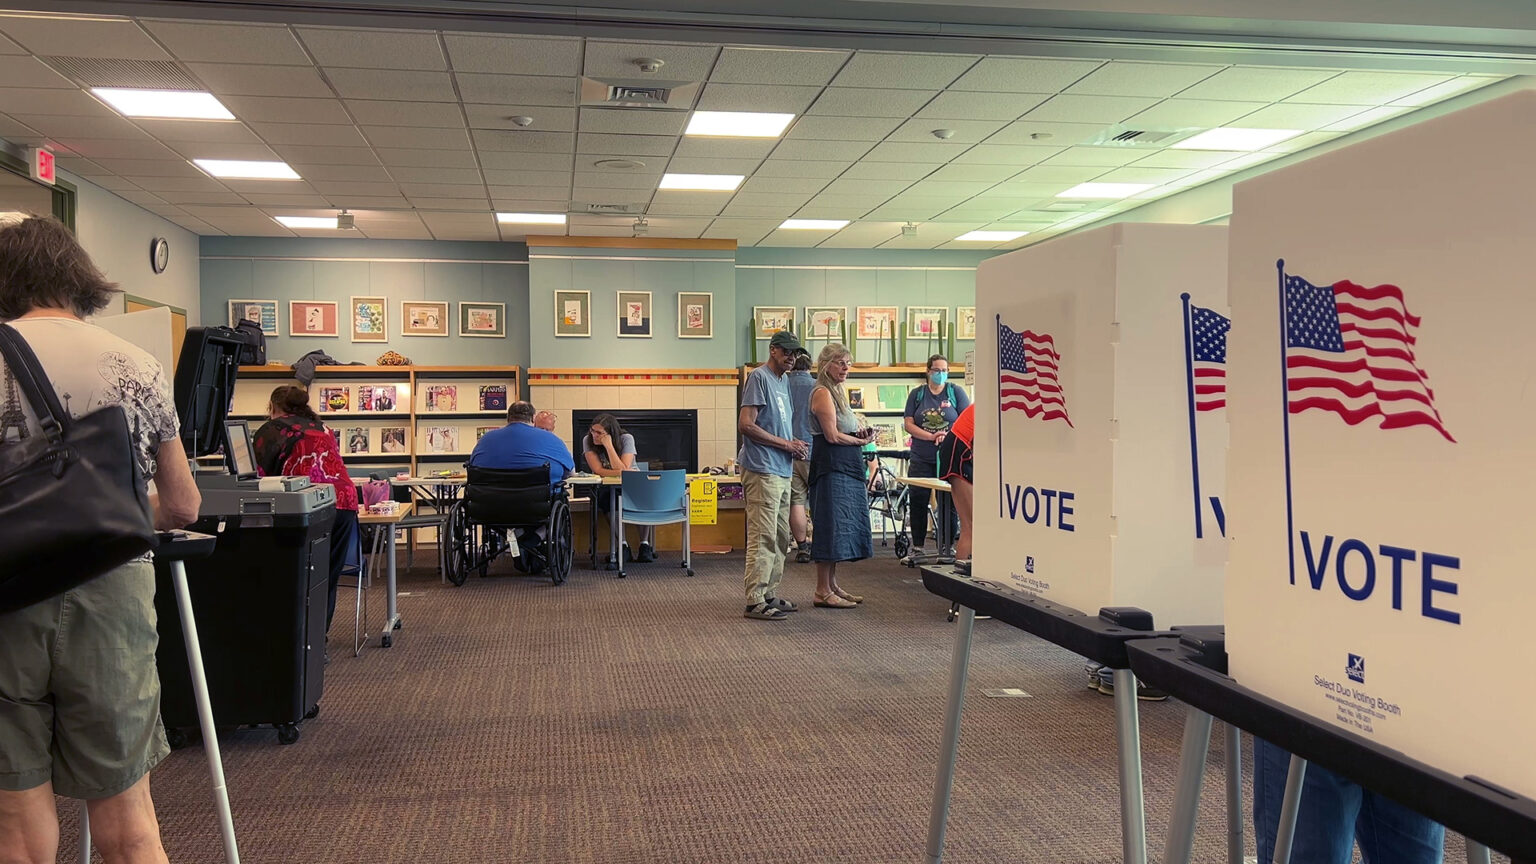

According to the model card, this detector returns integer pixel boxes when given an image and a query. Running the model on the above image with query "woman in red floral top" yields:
[253,385,359,633]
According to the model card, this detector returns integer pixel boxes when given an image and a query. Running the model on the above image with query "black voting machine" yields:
[153,326,337,745]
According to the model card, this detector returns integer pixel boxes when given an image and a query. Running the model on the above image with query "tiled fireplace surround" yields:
[527,369,740,471]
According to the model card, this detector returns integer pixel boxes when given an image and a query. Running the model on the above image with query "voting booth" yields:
[973,223,1229,626]
[1225,90,1536,800]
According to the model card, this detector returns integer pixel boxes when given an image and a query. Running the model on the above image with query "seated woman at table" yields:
[581,413,655,563]
[253,385,359,635]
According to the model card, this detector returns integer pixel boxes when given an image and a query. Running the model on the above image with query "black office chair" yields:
[445,463,573,586]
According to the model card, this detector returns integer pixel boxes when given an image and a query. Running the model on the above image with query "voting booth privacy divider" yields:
[1226,91,1536,801]
[973,223,1230,627]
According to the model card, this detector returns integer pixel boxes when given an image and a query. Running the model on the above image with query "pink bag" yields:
[358,478,391,507]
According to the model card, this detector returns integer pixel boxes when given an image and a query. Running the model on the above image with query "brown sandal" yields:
[814,591,858,608]
[832,587,862,604]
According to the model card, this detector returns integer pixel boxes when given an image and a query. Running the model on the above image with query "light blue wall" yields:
[527,246,737,369]
[199,237,529,369]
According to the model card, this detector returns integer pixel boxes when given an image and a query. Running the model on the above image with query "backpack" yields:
[232,318,266,366]
[280,428,359,511]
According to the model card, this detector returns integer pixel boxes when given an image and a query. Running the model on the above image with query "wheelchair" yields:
[445,464,574,587]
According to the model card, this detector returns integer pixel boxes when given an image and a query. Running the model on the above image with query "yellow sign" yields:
[688,476,718,525]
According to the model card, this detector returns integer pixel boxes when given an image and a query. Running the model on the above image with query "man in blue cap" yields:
[738,330,809,620]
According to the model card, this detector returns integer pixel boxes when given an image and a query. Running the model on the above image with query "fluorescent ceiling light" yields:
[1057,182,1154,199]
[1172,128,1302,151]
[659,173,744,191]
[496,212,566,224]
[686,111,795,138]
[956,230,1028,242]
[193,159,300,180]
[93,88,233,120]
[779,219,848,230]
[274,216,340,229]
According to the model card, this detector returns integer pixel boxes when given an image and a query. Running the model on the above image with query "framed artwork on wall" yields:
[288,300,338,338]
[228,298,278,335]
[855,306,898,340]
[554,289,590,337]
[401,300,449,337]
[957,306,977,340]
[678,292,713,339]
[906,305,947,339]
[805,306,847,340]
[459,301,506,338]
[753,306,795,339]
[617,290,653,338]
[350,296,387,342]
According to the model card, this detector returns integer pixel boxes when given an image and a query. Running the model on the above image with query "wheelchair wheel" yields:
[445,500,473,587]
[547,497,573,585]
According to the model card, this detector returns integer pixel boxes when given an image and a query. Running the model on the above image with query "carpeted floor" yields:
[54,548,1489,863]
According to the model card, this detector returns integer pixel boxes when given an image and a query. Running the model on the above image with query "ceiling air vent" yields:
[1088,125,1188,147]
[609,86,670,105]
[41,57,201,90]
[579,77,700,109]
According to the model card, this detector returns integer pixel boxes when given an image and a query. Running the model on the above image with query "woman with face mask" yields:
[902,353,970,556]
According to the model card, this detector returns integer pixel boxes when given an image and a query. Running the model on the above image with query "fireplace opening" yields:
[571,409,699,473]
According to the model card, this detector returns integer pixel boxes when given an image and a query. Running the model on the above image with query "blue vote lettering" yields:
[1004,483,1075,532]
[1297,530,1462,625]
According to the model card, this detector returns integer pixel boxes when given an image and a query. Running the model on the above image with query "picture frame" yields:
[350,296,388,343]
[678,292,713,339]
[554,289,590,337]
[459,301,506,338]
[228,298,278,335]
[957,306,977,340]
[855,306,899,340]
[805,306,847,340]
[753,306,795,339]
[906,305,947,339]
[288,300,338,338]
[617,290,653,338]
[401,300,450,337]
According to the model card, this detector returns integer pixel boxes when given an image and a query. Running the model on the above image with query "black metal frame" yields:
[446,466,573,586]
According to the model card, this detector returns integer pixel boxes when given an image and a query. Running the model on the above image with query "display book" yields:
[737,363,969,451]
[228,365,521,470]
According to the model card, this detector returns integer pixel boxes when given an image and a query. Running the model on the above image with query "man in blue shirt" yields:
[469,401,575,486]
[739,331,809,620]
[786,349,816,563]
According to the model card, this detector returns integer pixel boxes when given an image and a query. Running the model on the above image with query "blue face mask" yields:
[930,370,948,386]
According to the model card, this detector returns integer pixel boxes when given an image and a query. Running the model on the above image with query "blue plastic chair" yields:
[616,469,692,578]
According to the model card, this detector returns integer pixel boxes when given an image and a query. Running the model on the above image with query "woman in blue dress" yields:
[807,343,875,608]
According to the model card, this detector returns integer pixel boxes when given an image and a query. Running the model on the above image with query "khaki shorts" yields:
[790,458,810,507]
[0,559,168,798]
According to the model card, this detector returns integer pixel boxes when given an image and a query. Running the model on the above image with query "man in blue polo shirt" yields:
[469,400,574,485]
[739,331,810,620]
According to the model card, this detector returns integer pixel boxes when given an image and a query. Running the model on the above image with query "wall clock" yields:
[150,237,169,274]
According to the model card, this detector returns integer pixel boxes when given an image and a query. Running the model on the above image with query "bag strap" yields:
[0,323,69,442]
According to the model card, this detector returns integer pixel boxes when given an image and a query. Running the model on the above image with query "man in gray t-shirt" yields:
[738,331,809,620]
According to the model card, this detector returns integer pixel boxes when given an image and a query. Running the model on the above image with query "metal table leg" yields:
[925,604,976,864]
[1163,707,1215,864]
[381,524,401,648]
[1273,756,1307,864]
[1466,840,1492,864]
[1111,668,1148,864]
[79,803,90,864]
[1226,724,1244,864]
[171,559,241,863]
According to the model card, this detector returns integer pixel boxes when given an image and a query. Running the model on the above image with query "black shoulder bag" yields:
[0,323,156,614]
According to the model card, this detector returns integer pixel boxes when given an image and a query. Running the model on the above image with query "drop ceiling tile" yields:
[455,73,575,107]
[1126,99,1269,129]
[665,156,760,175]
[571,187,650,204]
[647,198,730,217]
[797,197,885,218]
[1066,61,1222,98]
[486,185,568,201]
[167,215,222,234]
[159,190,250,205]
[1287,71,1453,106]
[478,151,573,172]
[219,96,349,125]
[466,104,574,132]
[861,141,969,163]
[752,160,850,179]
[690,82,818,114]
[703,219,777,244]
[298,27,445,71]
[916,91,1046,121]
[1391,75,1503,107]
[323,195,410,209]
[93,159,204,178]
[817,221,904,248]
[240,192,333,207]
[401,182,486,198]
[293,164,393,182]
[840,162,936,181]
[905,180,994,197]
[769,139,873,162]
[924,163,1020,182]
[1132,148,1243,169]
[250,122,366,147]
[219,179,318,195]
[390,166,483,184]
[185,63,332,98]
[739,176,828,194]
[1323,106,1410,131]
[887,118,1006,144]
[0,33,23,54]
[1233,103,1367,129]
[113,189,166,207]
[491,170,575,187]
[123,175,227,193]
[410,197,492,211]
[571,170,654,189]
[1176,67,1338,102]
[729,191,815,208]
[324,69,455,102]
[133,118,263,144]
[578,107,688,136]
[1256,130,1341,153]
[819,178,911,198]
[360,225,433,239]
[950,58,1102,93]
[1008,164,1105,184]
[443,33,581,76]
[142,20,310,65]
[584,41,719,81]
[310,180,402,196]
[831,52,979,90]
[986,121,1105,146]
[672,138,776,160]
[807,88,937,119]
[758,229,828,248]
[165,142,282,162]
[863,201,959,221]
[49,138,177,160]
[10,114,145,139]
[363,126,471,150]
[77,173,140,191]
[1040,146,1144,167]
[0,17,167,60]
[0,56,76,88]
[0,113,37,137]
[784,115,903,142]
[710,47,849,86]
[376,148,479,168]
[571,131,669,156]
[270,145,380,165]
[1023,94,1159,125]
[0,89,115,117]
[936,203,1023,220]
[1092,165,1192,184]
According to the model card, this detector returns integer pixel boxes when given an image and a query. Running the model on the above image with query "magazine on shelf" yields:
[424,426,460,453]
[479,384,507,412]
[346,427,369,454]
[359,384,396,412]
[476,426,496,441]
[872,424,901,449]
[425,384,458,412]
[319,387,349,412]
[381,427,408,454]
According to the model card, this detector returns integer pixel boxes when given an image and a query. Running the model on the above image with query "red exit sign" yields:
[29,148,55,185]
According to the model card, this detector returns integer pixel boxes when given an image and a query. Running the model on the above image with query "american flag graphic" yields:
[1284,272,1454,442]
[999,321,1072,426]
[1190,304,1230,412]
